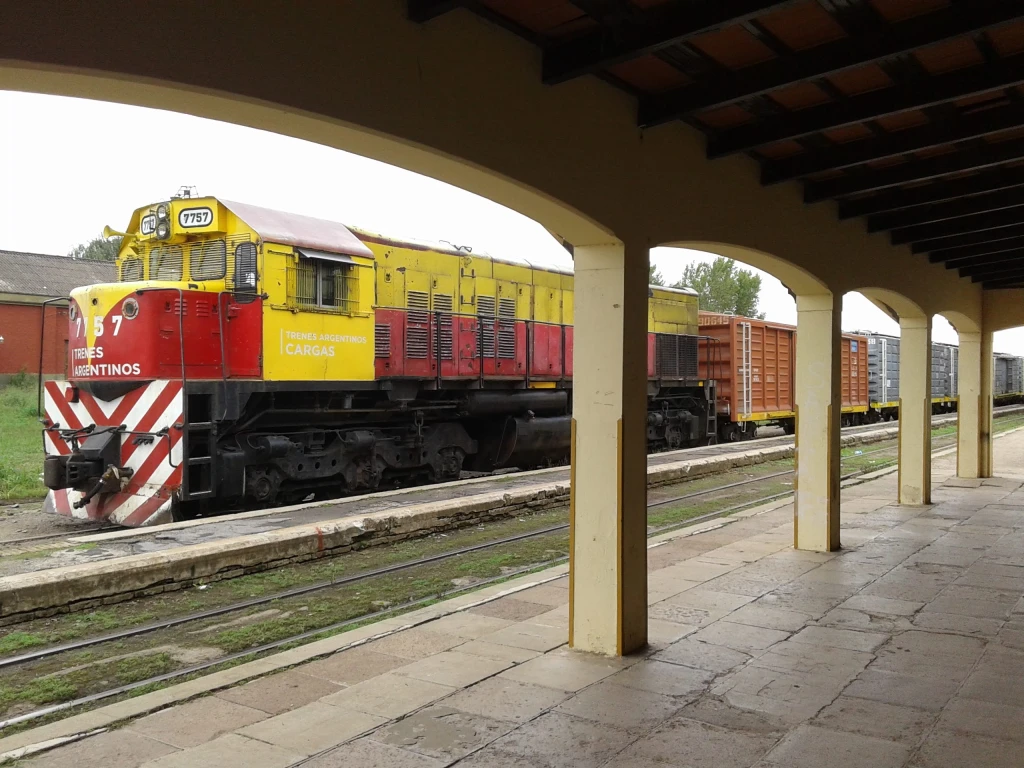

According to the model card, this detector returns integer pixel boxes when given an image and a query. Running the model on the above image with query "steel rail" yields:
[1,419,1021,730]
[4,411,1020,671]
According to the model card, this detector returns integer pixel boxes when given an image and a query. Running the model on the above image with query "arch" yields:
[659,241,830,297]
[853,287,928,322]
[935,310,980,335]
[0,64,613,250]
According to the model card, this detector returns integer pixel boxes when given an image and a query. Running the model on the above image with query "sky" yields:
[1,90,1021,354]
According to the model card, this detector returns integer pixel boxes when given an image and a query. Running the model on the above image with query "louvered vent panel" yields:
[433,294,454,360]
[477,295,496,357]
[375,324,391,358]
[497,297,516,359]
[655,334,699,379]
[407,290,430,359]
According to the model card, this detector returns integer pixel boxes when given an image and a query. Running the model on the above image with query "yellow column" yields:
[981,331,995,477]
[956,331,982,479]
[898,317,931,504]
[794,293,842,552]
[569,241,648,656]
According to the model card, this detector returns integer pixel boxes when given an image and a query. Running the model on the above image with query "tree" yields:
[675,257,765,318]
[648,263,665,286]
[68,234,121,261]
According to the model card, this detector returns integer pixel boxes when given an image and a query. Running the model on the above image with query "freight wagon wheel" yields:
[720,423,740,442]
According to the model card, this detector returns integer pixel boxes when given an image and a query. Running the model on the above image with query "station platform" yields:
[6,430,1024,767]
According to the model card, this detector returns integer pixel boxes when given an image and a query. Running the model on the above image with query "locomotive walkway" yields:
[4,428,1024,767]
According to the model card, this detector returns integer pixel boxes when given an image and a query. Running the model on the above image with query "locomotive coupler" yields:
[43,426,128,494]
[73,465,135,508]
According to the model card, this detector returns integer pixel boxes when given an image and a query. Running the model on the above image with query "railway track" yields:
[3,415,1006,733]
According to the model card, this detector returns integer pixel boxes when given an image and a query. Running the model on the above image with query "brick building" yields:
[0,250,115,382]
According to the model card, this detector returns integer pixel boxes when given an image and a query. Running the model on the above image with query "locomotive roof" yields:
[349,226,577,277]
[219,200,374,259]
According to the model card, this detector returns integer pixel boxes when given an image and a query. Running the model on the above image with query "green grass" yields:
[0,632,46,655]
[0,382,47,500]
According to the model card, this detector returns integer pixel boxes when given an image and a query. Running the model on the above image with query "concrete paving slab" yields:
[478,620,567,652]
[812,695,937,745]
[789,625,888,652]
[937,697,1024,743]
[215,669,344,715]
[442,677,568,724]
[690,620,791,652]
[759,724,909,768]
[555,679,684,729]
[392,650,511,688]
[621,715,777,768]
[483,711,636,768]
[467,597,552,622]
[363,627,464,660]
[498,649,623,692]
[299,646,411,685]
[844,669,962,711]
[370,704,513,763]
[298,736,445,767]
[127,697,268,749]
[652,637,752,673]
[141,733,302,768]
[604,658,714,697]
[910,729,1023,768]
[451,639,541,664]
[19,729,179,768]
[320,674,455,719]
[235,701,385,755]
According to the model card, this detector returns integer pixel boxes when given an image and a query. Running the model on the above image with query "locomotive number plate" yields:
[140,214,156,235]
[178,207,214,228]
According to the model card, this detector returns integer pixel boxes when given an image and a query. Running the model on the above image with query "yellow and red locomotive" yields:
[42,195,717,526]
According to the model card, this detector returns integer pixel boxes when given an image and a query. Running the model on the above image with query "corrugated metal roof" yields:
[220,199,374,259]
[0,250,116,298]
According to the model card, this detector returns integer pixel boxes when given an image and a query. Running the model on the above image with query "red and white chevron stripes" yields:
[42,380,184,527]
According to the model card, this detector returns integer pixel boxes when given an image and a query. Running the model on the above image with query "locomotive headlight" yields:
[156,221,170,239]
[156,204,169,221]
[68,304,78,321]
[122,298,139,320]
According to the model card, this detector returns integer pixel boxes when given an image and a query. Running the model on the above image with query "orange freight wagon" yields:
[698,312,868,441]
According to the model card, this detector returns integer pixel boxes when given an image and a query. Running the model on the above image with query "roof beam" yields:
[947,250,1024,271]
[867,187,1024,232]
[912,222,1024,254]
[892,207,1024,245]
[982,278,1024,289]
[641,1,1024,127]
[543,1,802,85]
[959,258,1024,277]
[407,0,463,22]
[762,100,1024,184]
[969,266,1024,282]
[704,52,1024,156]
[805,137,1024,202]
[838,167,1024,219]
[929,238,1024,264]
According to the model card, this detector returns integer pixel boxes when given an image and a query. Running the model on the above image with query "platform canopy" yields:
[414,0,1024,290]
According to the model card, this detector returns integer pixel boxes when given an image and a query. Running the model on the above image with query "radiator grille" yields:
[375,324,391,358]
[149,245,184,281]
[407,290,430,359]
[189,240,227,281]
[655,334,699,379]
